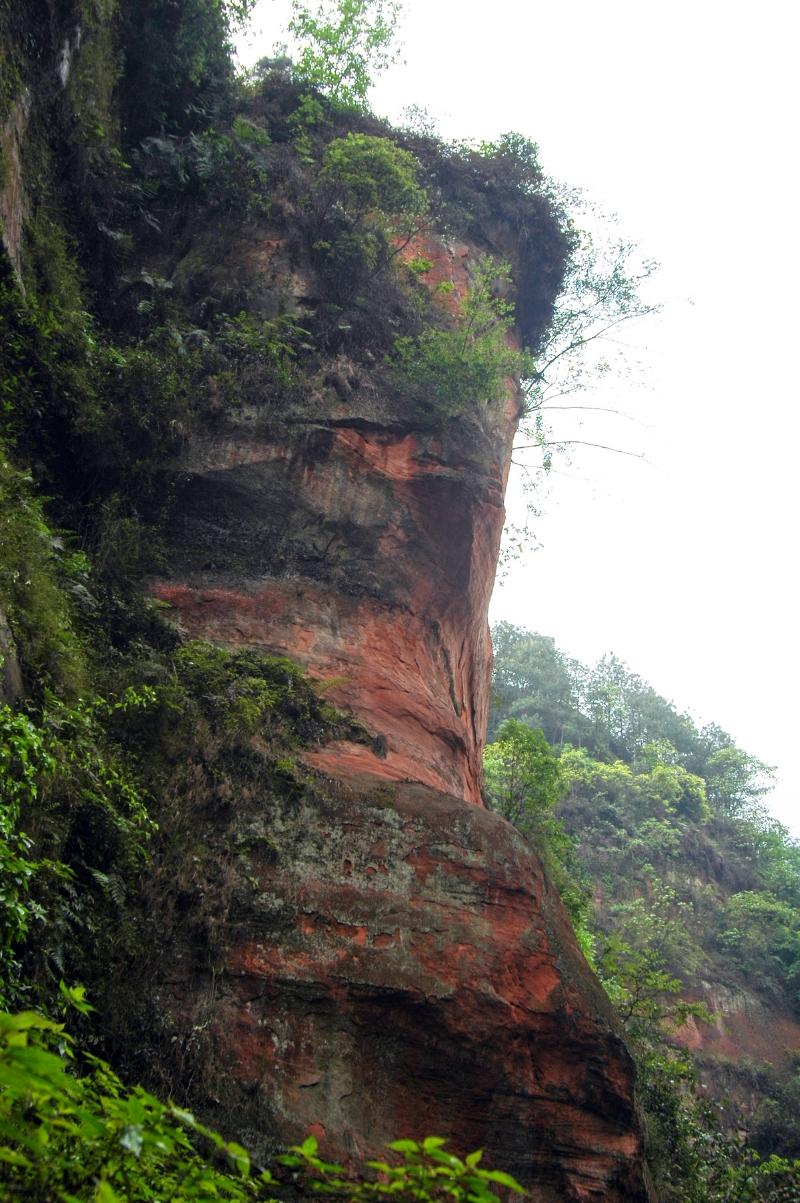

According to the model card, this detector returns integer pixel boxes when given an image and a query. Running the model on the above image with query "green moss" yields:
[0,5,24,126]
[66,0,121,168]
[0,449,87,698]
[166,640,365,750]
[371,784,398,809]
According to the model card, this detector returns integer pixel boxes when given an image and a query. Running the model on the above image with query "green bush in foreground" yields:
[0,999,524,1203]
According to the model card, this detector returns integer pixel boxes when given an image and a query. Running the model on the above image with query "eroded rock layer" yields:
[152,237,651,1200]
[160,779,649,1203]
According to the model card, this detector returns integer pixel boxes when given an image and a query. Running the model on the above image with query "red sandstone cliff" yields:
[148,231,653,1201]
[154,238,510,808]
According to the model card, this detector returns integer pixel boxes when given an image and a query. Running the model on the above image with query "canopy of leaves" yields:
[483,718,564,830]
[289,0,402,108]
[319,132,427,219]
[119,0,258,144]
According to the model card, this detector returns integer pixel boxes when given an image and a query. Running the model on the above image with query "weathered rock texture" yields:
[151,235,652,1201]
[0,90,31,286]
[160,780,648,1202]
[679,982,800,1063]
[155,236,507,809]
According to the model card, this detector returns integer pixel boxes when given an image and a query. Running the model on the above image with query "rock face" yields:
[152,236,652,1200]
[155,236,507,809]
[680,982,800,1063]
[0,90,31,287]
[169,780,649,1203]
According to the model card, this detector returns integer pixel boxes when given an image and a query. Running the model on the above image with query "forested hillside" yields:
[487,622,800,1200]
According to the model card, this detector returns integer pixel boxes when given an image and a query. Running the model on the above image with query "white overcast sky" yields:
[238,0,800,833]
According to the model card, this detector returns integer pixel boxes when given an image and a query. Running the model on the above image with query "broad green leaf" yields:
[226,1140,250,1175]
[0,1147,31,1166]
[95,1184,120,1203]
[480,1168,525,1192]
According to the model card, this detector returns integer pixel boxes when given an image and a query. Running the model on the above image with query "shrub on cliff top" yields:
[390,257,533,415]
[310,132,429,313]
[318,132,426,221]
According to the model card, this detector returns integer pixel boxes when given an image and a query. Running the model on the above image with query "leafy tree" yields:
[489,629,800,1198]
[491,626,709,764]
[750,1067,800,1159]
[523,209,658,401]
[311,132,428,301]
[498,195,659,547]
[488,622,586,744]
[483,719,564,831]
[597,886,707,1028]
[476,133,546,198]
[483,721,593,947]
[119,0,257,144]
[704,745,775,818]
[318,132,426,225]
[639,760,709,824]
[718,891,800,998]
[289,0,403,108]
[638,738,682,769]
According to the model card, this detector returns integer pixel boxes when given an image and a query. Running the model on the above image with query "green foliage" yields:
[489,626,800,1198]
[133,116,271,219]
[476,133,545,197]
[717,892,800,1000]
[215,310,305,388]
[0,710,57,1003]
[311,133,428,295]
[283,1134,524,1202]
[490,624,772,795]
[521,208,658,409]
[171,641,318,738]
[636,1043,800,1203]
[0,1007,269,1201]
[0,687,155,1007]
[2,217,99,441]
[0,452,87,697]
[391,259,533,415]
[704,744,775,818]
[1,220,188,512]
[483,720,592,944]
[488,623,587,744]
[289,0,402,109]
[750,1067,800,1159]
[483,719,563,829]
[0,1006,524,1203]
[118,0,257,144]
[596,887,709,1032]
[319,132,426,221]
[186,126,270,216]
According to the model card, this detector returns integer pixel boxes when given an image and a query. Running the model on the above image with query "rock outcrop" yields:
[151,235,653,1201]
[0,8,651,1188]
